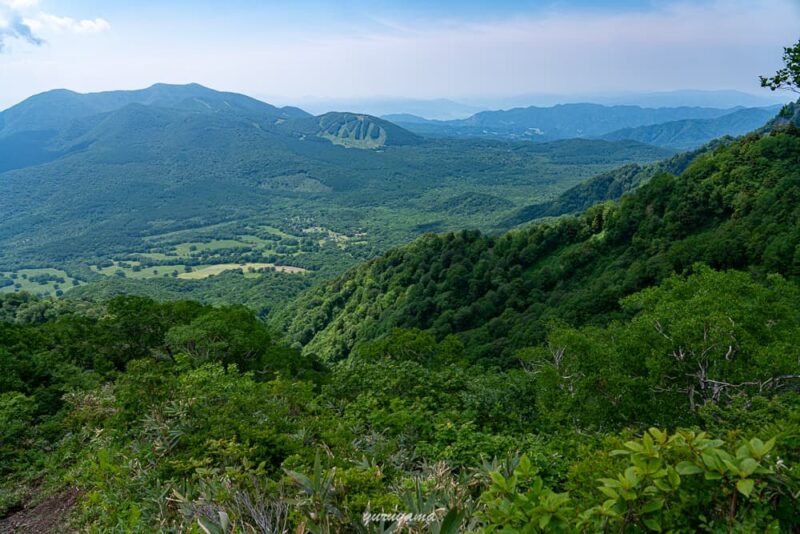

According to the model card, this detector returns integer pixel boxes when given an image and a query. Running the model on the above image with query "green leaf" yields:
[740,458,758,476]
[667,468,681,489]
[631,455,647,470]
[624,466,641,486]
[641,498,665,514]
[701,453,720,471]
[649,428,666,444]
[647,461,664,476]
[736,478,755,497]
[218,511,230,531]
[598,486,619,500]
[438,508,465,534]
[699,439,724,450]
[518,454,532,473]
[653,479,672,492]
[722,459,740,475]
[538,514,552,529]
[736,444,752,460]
[197,517,223,534]
[675,461,703,475]
[490,472,508,489]
[625,441,645,452]
[643,517,662,532]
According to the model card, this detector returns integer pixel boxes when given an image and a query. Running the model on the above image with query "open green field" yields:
[173,240,248,256]
[179,263,307,280]
[0,268,79,297]
[92,262,188,279]
[3,222,324,297]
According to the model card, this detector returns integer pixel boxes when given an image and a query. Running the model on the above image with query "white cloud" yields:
[0,0,109,52]
[0,13,42,51]
[37,14,110,34]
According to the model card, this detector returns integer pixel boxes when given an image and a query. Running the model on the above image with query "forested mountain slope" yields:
[598,106,779,149]
[501,104,797,228]
[502,137,731,227]
[276,127,800,363]
[0,83,309,137]
[285,112,422,148]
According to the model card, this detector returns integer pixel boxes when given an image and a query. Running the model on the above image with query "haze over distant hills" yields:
[459,89,790,110]
[271,96,483,121]
[388,102,781,149]
[276,89,790,121]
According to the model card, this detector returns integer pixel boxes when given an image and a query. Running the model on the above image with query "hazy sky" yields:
[1,0,798,109]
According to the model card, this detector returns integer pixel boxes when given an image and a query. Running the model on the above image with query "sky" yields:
[0,0,799,109]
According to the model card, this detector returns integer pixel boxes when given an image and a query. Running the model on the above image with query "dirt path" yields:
[0,488,80,534]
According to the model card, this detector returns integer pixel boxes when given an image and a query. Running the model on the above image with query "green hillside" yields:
[502,137,731,227]
[285,112,422,148]
[276,128,800,363]
[599,106,779,149]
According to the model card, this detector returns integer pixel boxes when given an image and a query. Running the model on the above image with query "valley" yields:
[0,84,677,303]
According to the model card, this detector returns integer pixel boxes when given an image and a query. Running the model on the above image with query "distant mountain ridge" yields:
[280,90,788,121]
[459,89,789,110]
[392,102,779,149]
[0,83,310,138]
[599,107,780,149]
[0,83,422,150]
[2,85,780,152]
[381,113,431,124]
[284,97,482,121]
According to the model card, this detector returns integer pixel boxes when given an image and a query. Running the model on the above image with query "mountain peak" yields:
[147,82,208,90]
[315,112,421,148]
[0,84,311,138]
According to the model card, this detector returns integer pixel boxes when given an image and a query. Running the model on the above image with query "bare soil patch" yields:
[0,487,80,534]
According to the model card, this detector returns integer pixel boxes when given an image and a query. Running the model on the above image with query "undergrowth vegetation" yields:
[1,262,799,532]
